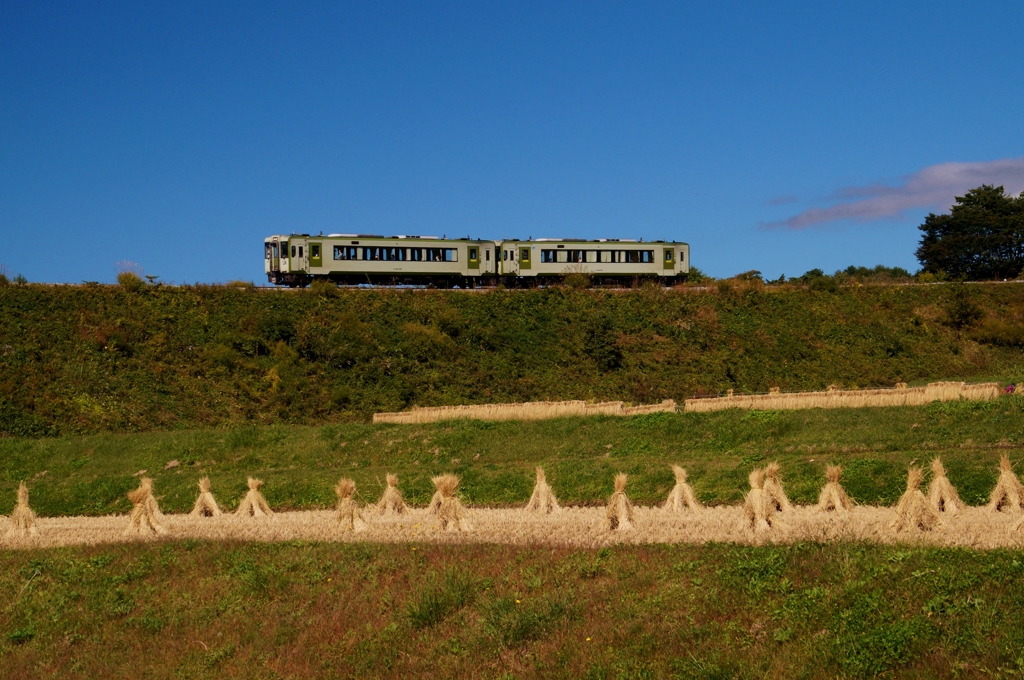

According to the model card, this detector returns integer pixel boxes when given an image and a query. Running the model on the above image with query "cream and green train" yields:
[264,234,690,287]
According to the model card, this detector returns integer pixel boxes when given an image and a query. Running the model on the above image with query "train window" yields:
[298,246,304,258]
[586,251,597,263]
[556,250,568,263]
[642,250,653,263]
[520,248,529,261]
[291,246,296,258]
[446,248,457,261]
[664,250,673,262]
[503,250,507,261]
[410,248,422,261]
[541,250,555,263]
[599,251,611,263]
[566,250,585,263]
[485,249,490,261]
[311,245,320,258]
[265,244,271,259]
[469,248,477,260]
[679,250,685,262]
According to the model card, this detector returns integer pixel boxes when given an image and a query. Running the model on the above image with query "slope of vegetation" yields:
[4,398,1024,517]
[3,282,1024,437]
[3,540,1024,679]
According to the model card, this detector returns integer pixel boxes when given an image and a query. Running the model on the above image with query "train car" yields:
[264,233,689,287]
[265,234,497,287]
[495,238,689,286]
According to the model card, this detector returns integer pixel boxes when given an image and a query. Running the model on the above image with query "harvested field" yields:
[684,380,1000,413]
[373,399,677,424]
[372,382,1000,424]
[5,503,1024,550]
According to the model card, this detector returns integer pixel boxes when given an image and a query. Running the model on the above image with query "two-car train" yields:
[264,234,690,288]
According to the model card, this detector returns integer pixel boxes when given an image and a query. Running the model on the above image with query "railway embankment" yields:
[2,281,1024,436]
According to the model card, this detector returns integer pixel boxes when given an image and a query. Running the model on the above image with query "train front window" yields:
[265,244,271,259]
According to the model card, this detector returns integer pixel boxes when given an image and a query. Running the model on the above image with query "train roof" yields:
[264,234,688,244]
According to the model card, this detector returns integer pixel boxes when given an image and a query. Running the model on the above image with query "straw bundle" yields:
[927,458,964,516]
[890,467,941,532]
[335,478,367,531]
[125,477,166,536]
[376,473,408,516]
[432,474,471,531]
[190,477,221,517]
[525,467,560,514]
[6,482,37,538]
[663,465,701,512]
[743,469,775,531]
[817,465,853,514]
[605,473,635,531]
[763,462,793,513]
[235,477,273,518]
[987,455,1024,514]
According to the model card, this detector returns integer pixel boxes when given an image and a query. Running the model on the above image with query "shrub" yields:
[562,264,592,290]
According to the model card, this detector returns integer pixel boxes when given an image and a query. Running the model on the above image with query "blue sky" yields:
[2,1,1023,283]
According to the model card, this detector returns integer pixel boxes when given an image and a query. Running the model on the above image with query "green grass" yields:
[4,282,1024,436]
[5,397,1024,516]
[3,540,1024,678]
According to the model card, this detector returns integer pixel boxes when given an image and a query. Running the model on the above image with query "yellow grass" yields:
[684,381,1000,413]
[372,399,677,424]
[8,503,1024,550]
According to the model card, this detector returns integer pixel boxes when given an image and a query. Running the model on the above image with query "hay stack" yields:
[376,473,408,516]
[525,467,560,514]
[743,469,775,531]
[927,458,964,516]
[605,473,635,531]
[190,477,222,517]
[663,465,701,512]
[763,462,793,513]
[235,477,273,518]
[987,455,1024,514]
[816,465,853,514]
[125,477,166,536]
[6,482,38,538]
[335,478,367,531]
[432,474,471,531]
[890,467,941,532]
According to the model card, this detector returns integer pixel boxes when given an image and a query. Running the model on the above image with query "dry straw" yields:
[663,465,701,513]
[988,455,1024,514]
[190,477,222,517]
[6,482,38,538]
[817,465,853,514]
[525,467,560,514]
[890,467,940,532]
[743,469,775,531]
[125,477,165,536]
[335,478,367,531]
[763,462,793,513]
[376,473,408,516]
[605,473,635,531]
[236,477,273,518]
[432,474,471,531]
[373,399,676,425]
[927,458,964,516]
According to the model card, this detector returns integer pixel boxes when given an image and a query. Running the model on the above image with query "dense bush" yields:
[2,283,1024,436]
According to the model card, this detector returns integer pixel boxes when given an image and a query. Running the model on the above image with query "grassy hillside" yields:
[3,281,1024,437]
[4,398,1024,517]
[3,540,1024,678]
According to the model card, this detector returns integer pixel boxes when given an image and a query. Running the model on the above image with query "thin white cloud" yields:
[768,157,1024,229]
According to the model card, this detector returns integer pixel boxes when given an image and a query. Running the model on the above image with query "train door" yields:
[504,243,519,275]
[270,238,281,272]
[483,244,495,275]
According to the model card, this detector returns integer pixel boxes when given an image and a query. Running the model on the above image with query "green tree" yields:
[915,185,1024,280]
